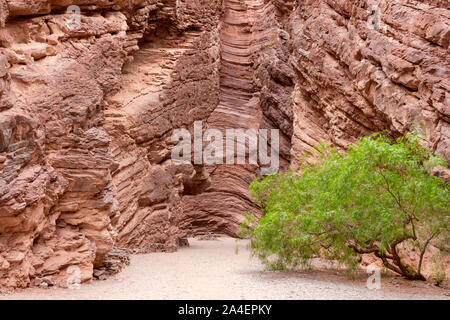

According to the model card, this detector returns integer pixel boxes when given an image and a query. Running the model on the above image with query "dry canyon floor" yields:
[1,238,448,300]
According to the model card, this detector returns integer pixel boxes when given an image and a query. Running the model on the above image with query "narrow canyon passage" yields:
[1,239,446,300]
[179,0,270,236]
[107,30,202,119]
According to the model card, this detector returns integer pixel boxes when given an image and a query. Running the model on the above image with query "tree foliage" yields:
[240,130,449,280]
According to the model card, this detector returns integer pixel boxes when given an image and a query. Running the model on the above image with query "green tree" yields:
[241,130,449,280]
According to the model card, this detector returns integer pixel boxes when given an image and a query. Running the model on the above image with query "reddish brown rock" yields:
[0,0,448,289]
[178,0,295,237]
[0,0,225,289]
[104,1,222,250]
[285,0,449,166]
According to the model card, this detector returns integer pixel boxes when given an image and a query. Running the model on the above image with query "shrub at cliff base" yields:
[240,130,449,280]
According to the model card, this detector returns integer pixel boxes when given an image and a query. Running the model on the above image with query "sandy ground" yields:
[1,238,449,300]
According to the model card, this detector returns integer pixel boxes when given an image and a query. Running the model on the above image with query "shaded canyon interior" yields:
[0,0,449,288]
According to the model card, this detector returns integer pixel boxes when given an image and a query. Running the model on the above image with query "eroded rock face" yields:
[0,1,133,289]
[177,0,297,237]
[286,0,449,167]
[0,0,223,288]
[0,0,448,289]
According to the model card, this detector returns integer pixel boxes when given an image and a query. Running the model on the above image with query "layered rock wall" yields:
[0,0,448,289]
[105,18,222,250]
[0,3,129,288]
[286,0,449,166]
[0,0,223,288]
[179,0,287,236]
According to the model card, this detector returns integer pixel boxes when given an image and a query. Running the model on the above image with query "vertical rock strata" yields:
[287,0,449,167]
[0,0,448,289]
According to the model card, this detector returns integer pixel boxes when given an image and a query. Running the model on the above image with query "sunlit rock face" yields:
[0,0,448,289]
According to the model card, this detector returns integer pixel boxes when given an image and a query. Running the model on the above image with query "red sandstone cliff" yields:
[0,0,448,289]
